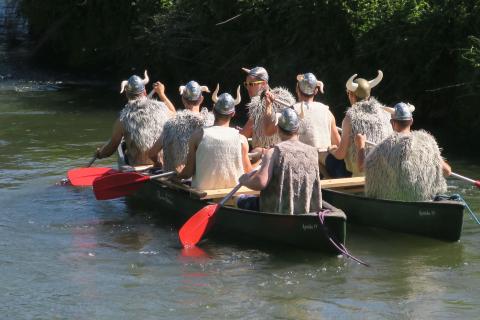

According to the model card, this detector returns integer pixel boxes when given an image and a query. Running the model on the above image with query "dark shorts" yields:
[325,154,352,178]
[237,195,260,211]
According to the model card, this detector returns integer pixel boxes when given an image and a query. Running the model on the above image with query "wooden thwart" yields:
[199,176,365,199]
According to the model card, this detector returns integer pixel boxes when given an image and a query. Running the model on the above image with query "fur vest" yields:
[365,130,447,201]
[247,87,296,148]
[345,97,393,175]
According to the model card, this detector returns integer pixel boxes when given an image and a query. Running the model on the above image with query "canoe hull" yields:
[130,180,347,253]
[322,188,465,241]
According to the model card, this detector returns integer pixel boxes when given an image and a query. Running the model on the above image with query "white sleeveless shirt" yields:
[294,101,332,151]
[192,126,244,190]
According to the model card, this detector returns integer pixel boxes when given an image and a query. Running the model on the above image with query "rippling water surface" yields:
[0,82,479,319]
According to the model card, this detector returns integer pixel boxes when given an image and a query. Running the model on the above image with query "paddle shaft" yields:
[86,155,97,167]
[451,173,480,188]
[148,171,177,180]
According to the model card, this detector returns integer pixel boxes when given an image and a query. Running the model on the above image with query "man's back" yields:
[365,130,447,201]
[120,98,171,166]
[192,126,244,190]
[260,139,322,215]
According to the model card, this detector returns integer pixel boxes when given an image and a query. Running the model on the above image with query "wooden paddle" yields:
[450,173,480,189]
[178,183,244,247]
[67,167,119,187]
[93,171,176,200]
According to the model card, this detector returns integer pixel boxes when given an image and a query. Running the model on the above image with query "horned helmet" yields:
[179,80,210,101]
[345,70,383,100]
[212,84,241,115]
[277,108,300,132]
[120,70,149,98]
[297,72,324,95]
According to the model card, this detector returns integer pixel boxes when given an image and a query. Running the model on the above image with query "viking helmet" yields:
[241,66,269,82]
[278,108,300,132]
[346,70,383,100]
[297,72,324,95]
[179,80,210,101]
[383,102,415,120]
[212,84,241,115]
[120,70,149,96]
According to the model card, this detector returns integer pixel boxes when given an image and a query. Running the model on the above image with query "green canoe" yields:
[322,188,465,242]
[117,147,347,253]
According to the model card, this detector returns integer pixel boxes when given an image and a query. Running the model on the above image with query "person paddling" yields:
[95,71,174,166]
[355,102,452,201]
[328,70,392,177]
[149,80,213,171]
[178,85,252,189]
[239,67,295,152]
[238,104,322,215]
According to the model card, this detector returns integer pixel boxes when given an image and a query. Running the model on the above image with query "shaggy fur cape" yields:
[247,87,296,148]
[161,108,212,172]
[345,97,393,171]
[260,139,322,215]
[365,130,447,201]
[120,98,171,152]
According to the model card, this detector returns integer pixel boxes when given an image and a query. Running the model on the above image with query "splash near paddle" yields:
[67,167,119,187]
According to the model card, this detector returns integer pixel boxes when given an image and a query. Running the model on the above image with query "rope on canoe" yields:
[318,210,370,267]
[434,194,480,225]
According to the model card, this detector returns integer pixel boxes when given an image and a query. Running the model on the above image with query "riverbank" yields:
[9,1,480,154]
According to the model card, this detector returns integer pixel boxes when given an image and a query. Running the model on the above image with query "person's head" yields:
[242,66,269,98]
[296,72,324,100]
[390,102,414,132]
[212,84,241,122]
[179,80,210,110]
[120,70,149,101]
[345,70,383,104]
[277,108,300,139]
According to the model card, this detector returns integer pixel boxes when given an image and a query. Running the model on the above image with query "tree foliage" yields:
[19,0,480,152]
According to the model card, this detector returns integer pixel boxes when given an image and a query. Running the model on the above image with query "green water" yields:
[0,84,479,319]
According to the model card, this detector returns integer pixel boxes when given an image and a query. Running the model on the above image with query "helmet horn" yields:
[368,70,383,88]
[200,85,210,93]
[212,84,219,103]
[179,85,186,95]
[346,74,358,92]
[317,81,324,94]
[234,85,241,106]
[142,70,149,85]
[120,80,128,93]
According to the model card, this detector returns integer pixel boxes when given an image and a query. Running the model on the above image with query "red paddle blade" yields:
[476,181,480,189]
[179,204,219,247]
[67,167,118,186]
[93,172,150,200]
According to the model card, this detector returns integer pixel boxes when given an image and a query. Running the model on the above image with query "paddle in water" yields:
[67,167,119,187]
[93,171,177,200]
[179,169,257,247]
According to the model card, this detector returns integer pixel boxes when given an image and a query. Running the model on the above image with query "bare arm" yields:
[240,135,253,173]
[148,133,164,166]
[441,159,452,176]
[153,81,176,115]
[329,111,341,146]
[178,128,203,179]
[262,90,277,136]
[354,134,366,172]
[330,116,351,160]
[239,117,253,138]
[238,148,275,190]
[97,119,123,159]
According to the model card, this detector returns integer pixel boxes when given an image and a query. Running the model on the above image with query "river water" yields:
[1,4,480,320]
